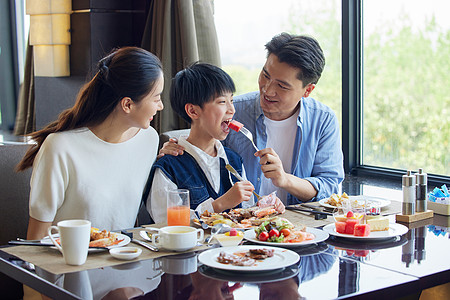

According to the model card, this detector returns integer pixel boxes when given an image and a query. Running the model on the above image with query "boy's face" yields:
[192,92,235,141]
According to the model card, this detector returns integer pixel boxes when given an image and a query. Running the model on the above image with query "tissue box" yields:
[427,200,450,216]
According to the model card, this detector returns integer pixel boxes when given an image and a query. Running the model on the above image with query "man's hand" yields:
[255,148,289,188]
[213,181,254,212]
[157,138,185,159]
[255,148,318,202]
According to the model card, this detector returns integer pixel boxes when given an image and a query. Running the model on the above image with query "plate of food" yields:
[244,227,328,247]
[194,202,283,229]
[319,193,391,209]
[41,228,130,252]
[197,245,300,272]
[322,223,408,241]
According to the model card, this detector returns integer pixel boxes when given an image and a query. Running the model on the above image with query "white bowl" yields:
[109,247,142,260]
[214,233,244,247]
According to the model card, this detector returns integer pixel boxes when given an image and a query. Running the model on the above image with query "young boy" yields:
[145,63,256,223]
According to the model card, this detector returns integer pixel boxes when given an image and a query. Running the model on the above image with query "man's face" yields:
[258,54,315,121]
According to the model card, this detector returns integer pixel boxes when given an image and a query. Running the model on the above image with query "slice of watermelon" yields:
[228,120,243,132]
[354,224,370,236]
[335,221,347,234]
[345,219,360,234]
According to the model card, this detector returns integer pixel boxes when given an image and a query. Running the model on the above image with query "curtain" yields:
[13,40,35,136]
[141,0,221,134]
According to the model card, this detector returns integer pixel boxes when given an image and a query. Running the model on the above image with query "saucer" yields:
[109,247,142,260]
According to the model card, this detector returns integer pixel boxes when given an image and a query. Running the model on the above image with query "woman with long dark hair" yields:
[17,47,164,239]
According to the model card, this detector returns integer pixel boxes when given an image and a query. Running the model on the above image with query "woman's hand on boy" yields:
[158,138,184,159]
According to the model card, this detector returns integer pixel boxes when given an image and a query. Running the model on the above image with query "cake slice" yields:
[367,217,389,231]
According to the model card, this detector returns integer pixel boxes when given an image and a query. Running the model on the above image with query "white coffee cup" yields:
[152,252,197,275]
[151,226,203,251]
[47,219,91,266]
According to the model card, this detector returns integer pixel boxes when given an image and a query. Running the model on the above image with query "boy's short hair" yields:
[265,33,325,87]
[170,62,236,123]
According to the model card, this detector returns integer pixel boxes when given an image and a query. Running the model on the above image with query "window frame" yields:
[342,0,450,186]
[0,0,21,132]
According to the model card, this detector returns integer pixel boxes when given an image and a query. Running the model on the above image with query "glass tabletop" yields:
[0,175,449,299]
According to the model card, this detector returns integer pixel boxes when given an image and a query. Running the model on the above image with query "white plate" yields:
[41,233,131,253]
[322,223,408,241]
[198,245,299,272]
[243,227,329,247]
[198,263,299,283]
[319,195,391,209]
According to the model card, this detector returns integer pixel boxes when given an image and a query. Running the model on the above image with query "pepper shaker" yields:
[415,168,427,212]
[402,170,415,215]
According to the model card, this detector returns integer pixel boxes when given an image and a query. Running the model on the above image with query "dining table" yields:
[0,175,449,300]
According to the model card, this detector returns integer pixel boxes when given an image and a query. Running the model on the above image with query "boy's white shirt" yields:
[147,136,254,223]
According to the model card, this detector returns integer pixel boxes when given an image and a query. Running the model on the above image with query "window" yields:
[0,0,27,132]
[214,0,342,125]
[362,0,449,177]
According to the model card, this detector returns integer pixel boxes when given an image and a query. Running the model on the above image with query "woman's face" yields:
[131,75,164,129]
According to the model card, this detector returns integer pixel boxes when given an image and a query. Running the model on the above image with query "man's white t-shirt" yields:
[29,127,159,231]
[260,108,299,204]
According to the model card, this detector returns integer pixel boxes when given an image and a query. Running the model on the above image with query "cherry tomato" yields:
[280,228,291,237]
[269,229,280,238]
[346,211,354,218]
[229,228,237,236]
[258,231,269,241]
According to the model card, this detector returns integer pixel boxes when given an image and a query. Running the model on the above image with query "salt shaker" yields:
[402,170,415,215]
[415,168,427,212]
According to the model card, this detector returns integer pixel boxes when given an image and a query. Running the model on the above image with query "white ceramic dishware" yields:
[198,245,300,272]
[47,219,91,265]
[243,227,329,247]
[151,226,203,251]
[323,223,408,241]
[109,247,142,260]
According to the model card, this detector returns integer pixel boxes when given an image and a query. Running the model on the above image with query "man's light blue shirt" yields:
[223,91,344,204]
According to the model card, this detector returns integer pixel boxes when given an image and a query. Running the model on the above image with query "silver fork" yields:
[225,163,262,201]
[239,126,259,152]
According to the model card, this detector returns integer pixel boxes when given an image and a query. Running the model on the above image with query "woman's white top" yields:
[29,127,159,231]
[147,136,254,224]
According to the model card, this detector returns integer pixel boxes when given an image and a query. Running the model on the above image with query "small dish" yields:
[214,232,244,247]
[109,247,142,260]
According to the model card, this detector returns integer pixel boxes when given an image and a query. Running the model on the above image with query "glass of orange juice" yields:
[167,189,191,226]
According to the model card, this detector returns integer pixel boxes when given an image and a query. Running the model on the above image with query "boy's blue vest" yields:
[144,147,243,210]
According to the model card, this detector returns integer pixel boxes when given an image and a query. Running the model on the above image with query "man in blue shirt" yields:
[161,33,344,205]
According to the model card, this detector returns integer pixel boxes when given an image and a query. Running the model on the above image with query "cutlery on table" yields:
[131,238,159,252]
[285,206,332,220]
[139,230,154,242]
[300,203,334,212]
[225,164,262,201]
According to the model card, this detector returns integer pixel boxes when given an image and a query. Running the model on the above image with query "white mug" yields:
[47,219,91,266]
[151,226,203,251]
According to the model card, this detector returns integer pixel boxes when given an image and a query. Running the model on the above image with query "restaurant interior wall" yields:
[32,0,148,130]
